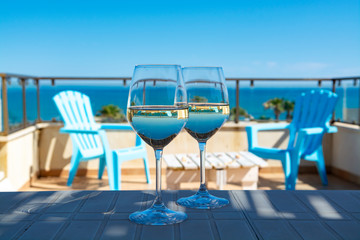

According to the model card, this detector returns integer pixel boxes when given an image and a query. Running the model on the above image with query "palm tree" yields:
[230,107,249,121]
[263,98,284,121]
[97,104,126,122]
[191,96,208,103]
[283,100,295,120]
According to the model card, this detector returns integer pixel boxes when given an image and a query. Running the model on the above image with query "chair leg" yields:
[117,161,122,190]
[143,155,151,184]
[282,153,296,190]
[315,147,328,186]
[98,156,106,180]
[105,151,118,190]
[67,150,81,186]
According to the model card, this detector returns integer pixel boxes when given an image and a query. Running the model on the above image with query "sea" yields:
[7,83,359,126]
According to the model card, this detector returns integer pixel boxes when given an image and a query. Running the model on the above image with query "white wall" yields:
[0,126,39,190]
[331,123,360,183]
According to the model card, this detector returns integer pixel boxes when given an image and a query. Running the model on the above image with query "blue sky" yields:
[1,0,359,78]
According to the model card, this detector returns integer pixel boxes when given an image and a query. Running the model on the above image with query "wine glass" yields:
[177,67,230,209]
[127,65,188,225]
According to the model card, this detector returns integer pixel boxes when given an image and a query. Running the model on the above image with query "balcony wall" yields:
[0,121,358,190]
[0,126,39,190]
[37,122,322,175]
[331,123,360,184]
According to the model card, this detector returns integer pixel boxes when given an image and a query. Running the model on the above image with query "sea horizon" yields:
[7,84,359,126]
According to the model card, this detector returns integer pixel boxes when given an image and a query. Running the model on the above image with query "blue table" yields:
[0,190,359,239]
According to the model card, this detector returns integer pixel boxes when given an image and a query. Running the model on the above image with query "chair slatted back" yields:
[53,91,104,156]
[289,90,338,155]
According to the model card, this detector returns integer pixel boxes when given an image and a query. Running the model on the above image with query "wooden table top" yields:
[0,190,359,240]
[163,152,268,170]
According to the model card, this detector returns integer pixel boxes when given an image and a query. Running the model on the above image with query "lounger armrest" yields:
[60,128,99,134]
[100,124,133,131]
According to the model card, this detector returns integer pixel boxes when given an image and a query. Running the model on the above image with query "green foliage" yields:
[283,99,295,120]
[191,96,208,103]
[263,98,295,121]
[263,98,284,120]
[97,104,126,123]
[259,115,271,120]
[229,107,249,121]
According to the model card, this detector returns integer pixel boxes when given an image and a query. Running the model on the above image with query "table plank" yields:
[180,220,215,240]
[206,153,226,169]
[325,221,360,240]
[227,152,255,167]
[187,153,212,169]
[18,221,65,240]
[290,221,338,240]
[216,220,257,240]
[60,221,102,240]
[213,152,241,168]
[252,220,302,240]
[100,220,137,240]
[240,151,268,167]
[176,154,198,169]
[79,191,116,213]
[165,151,266,170]
[163,154,183,169]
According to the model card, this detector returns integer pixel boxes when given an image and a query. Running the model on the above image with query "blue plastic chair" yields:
[53,90,151,190]
[246,90,338,190]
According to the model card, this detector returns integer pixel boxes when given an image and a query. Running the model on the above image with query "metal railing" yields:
[0,73,359,135]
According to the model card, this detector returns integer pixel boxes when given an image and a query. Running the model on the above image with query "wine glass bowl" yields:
[177,67,230,209]
[127,65,188,225]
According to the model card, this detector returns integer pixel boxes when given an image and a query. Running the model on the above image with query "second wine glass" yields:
[177,67,230,209]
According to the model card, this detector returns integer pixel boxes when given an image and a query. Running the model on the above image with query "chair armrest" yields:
[293,127,326,157]
[60,128,99,134]
[327,126,337,134]
[100,124,133,131]
[246,123,290,150]
[246,123,290,132]
[299,127,324,136]
[100,123,145,147]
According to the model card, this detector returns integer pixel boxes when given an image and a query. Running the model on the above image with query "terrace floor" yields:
[21,171,360,191]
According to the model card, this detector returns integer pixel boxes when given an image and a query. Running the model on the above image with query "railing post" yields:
[235,80,239,123]
[35,78,41,123]
[142,81,146,105]
[358,78,360,126]
[331,79,336,122]
[21,78,27,128]
[1,76,9,134]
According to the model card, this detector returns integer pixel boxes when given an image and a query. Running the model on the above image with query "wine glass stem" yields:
[154,149,163,204]
[199,142,207,191]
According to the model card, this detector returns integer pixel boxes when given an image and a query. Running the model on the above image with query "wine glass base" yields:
[129,203,187,225]
[177,189,229,209]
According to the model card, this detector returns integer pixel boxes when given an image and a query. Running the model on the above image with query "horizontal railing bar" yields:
[21,77,360,82]
[226,77,360,81]
[226,78,333,81]
[135,78,177,83]
[0,73,37,79]
[36,77,360,81]
[1,73,359,82]
[37,77,132,80]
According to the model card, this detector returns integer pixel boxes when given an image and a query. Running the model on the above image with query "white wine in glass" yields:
[177,67,230,209]
[127,65,188,225]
